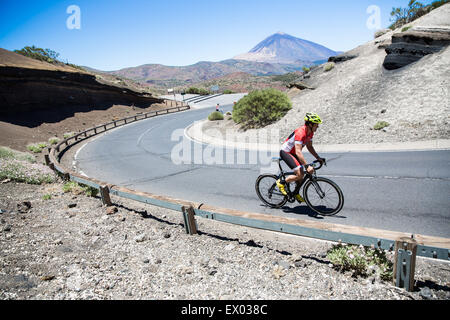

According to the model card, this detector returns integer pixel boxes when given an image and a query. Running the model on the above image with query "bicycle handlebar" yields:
[309,159,326,171]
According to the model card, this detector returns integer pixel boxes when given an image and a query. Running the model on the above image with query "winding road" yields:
[74,103,450,238]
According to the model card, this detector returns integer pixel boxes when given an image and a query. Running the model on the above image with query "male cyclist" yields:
[276,113,325,203]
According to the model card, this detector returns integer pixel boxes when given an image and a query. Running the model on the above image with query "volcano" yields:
[234,32,339,64]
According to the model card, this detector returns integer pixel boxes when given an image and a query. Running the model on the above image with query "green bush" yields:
[323,62,335,72]
[208,111,224,121]
[374,121,390,130]
[402,26,412,32]
[14,46,59,64]
[0,159,57,184]
[63,132,75,139]
[232,88,292,129]
[0,146,35,163]
[186,87,210,95]
[327,244,393,280]
[48,137,60,145]
[223,89,234,94]
[63,181,98,197]
[27,143,47,153]
[389,0,448,30]
[271,72,300,85]
[43,194,52,200]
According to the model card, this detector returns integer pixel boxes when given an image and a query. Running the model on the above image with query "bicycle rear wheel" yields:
[255,174,287,208]
[303,177,344,216]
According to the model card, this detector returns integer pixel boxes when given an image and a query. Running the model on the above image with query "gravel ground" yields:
[1,181,449,300]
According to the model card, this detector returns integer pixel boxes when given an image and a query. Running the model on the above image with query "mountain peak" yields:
[234,32,337,64]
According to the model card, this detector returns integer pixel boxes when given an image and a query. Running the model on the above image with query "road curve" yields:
[74,105,450,238]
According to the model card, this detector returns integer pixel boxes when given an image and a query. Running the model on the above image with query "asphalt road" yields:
[75,105,450,238]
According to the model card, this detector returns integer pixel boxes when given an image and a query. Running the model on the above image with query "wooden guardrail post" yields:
[393,236,417,292]
[100,185,112,206]
[182,206,198,235]
[44,154,50,166]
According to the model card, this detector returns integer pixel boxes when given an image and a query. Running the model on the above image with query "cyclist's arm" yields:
[294,144,313,172]
[306,141,325,164]
[306,141,320,160]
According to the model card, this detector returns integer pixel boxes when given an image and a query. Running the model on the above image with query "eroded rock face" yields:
[0,67,162,114]
[328,55,357,63]
[383,27,450,70]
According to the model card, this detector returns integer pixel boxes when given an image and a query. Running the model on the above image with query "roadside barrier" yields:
[46,100,450,292]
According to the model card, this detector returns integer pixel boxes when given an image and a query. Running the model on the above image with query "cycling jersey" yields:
[281,125,314,155]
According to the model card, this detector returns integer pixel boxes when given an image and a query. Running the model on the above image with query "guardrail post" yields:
[394,236,417,292]
[44,154,50,166]
[100,185,112,206]
[182,206,198,235]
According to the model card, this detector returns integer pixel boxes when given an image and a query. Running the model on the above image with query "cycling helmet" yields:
[304,113,322,124]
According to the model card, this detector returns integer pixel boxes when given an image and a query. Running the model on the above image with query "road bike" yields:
[255,158,344,216]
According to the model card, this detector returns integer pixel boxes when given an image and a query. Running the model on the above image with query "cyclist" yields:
[276,113,325,202]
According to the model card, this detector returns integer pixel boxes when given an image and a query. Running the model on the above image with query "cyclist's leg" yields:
[280,151,304,183]
[280,151,307,202]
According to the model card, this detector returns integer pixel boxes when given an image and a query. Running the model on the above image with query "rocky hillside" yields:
[173,71,302,93]
[234,3,450,145]
[0,48,162,114]
[109,59,306,89]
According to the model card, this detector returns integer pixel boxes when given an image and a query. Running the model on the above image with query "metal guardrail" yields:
[46,100,450,290]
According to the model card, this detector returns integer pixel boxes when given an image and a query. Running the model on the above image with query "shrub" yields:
[14,46,59,64]
[223,89,234,94]
[0,159,57,184]
[63,132,75,139]
[43,194,52,200]
[232,88,292,129]
[323,62,335,72]
[374,29,391,38]
[402,26,412,32]
[48,137,60,145]
[208,111,224,121]
[271,72,300,85]
[374,121,390,130]
[388,0,448,30]
[186,87,210,95]
[63,181,98,197]
[327,244,393,280]
[27,143,47,153]
[0,146,35,163]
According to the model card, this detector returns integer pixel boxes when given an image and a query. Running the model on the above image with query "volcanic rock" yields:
[383,27,450,70]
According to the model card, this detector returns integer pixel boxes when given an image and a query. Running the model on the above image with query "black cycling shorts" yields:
[280,150,302,171]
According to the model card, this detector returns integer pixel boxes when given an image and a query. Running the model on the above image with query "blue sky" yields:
[0,0,420,71]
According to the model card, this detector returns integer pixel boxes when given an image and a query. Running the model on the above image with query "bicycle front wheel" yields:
[303,177,344,216]
[255,174,288,208]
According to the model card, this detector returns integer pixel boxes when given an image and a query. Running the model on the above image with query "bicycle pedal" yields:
[287,197,296,204]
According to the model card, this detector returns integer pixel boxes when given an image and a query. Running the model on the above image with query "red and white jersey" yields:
[281,125,314,154]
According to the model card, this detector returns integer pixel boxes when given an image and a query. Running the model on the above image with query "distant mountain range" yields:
[109,32,339,88]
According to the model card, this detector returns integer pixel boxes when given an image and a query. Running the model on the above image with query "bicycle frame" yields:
[275,158,314,203]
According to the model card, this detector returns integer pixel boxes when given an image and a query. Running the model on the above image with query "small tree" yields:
[232,88,292,129]
[389,0,434,29]
[14,45,60,63]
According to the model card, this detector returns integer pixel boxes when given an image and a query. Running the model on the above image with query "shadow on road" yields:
[281,205,347,220]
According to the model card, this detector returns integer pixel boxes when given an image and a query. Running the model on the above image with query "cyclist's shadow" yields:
[281,205,346,220]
